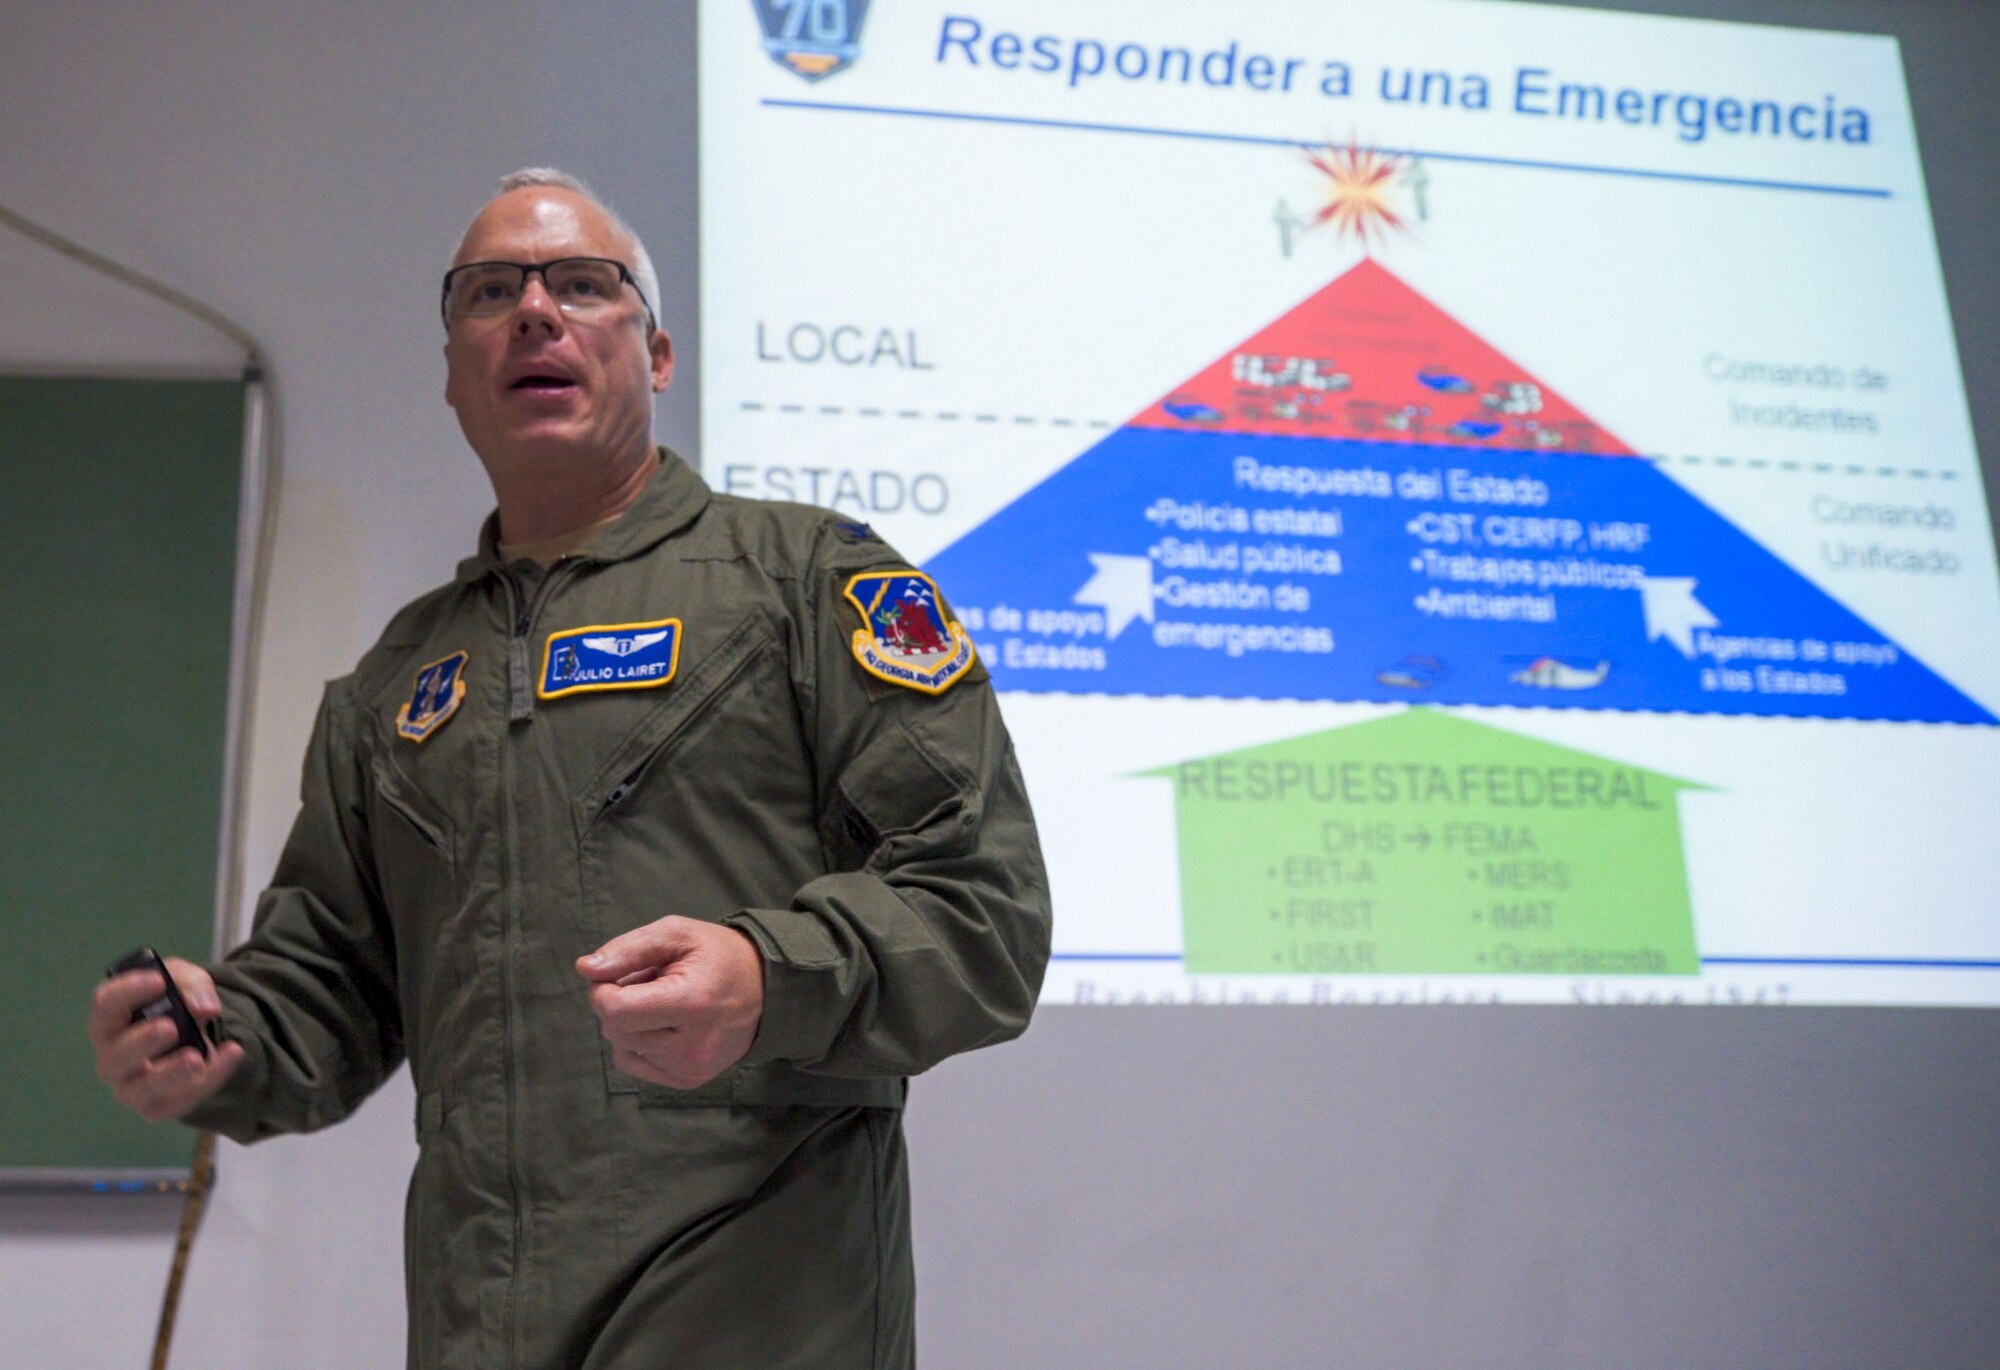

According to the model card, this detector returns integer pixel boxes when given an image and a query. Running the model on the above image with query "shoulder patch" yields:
[540,618,682,699]
[843,570,976,695]
[834,520,879,544]
[396,651,469,742]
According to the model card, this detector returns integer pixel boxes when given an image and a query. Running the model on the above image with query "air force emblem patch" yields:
[540,618,682,700]
[752,0,871,82]
[844,570,975,695]
[396,651,469,742]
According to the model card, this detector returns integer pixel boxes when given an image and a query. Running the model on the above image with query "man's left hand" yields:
[576,917,765,1089]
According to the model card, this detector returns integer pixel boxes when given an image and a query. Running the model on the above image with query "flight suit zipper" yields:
[494,559,581,1366]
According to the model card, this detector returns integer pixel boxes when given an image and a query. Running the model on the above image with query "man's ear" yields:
[650,328,675,393]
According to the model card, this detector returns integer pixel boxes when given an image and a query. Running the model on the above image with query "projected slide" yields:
[701,0,2000,1005]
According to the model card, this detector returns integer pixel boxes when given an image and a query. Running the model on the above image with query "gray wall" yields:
[1,2,1995,1367]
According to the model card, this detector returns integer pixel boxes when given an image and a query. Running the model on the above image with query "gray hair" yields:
[477,166,662,331]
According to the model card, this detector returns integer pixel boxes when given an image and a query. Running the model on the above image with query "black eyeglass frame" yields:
[440,256,657,331]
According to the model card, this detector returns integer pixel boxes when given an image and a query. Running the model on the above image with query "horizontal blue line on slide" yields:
[1702,956,2000,970]
[761,98,1892,199]
[1050,954,2000,969]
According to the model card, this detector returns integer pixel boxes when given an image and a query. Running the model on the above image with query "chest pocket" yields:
[369,752,462,1061]
[571,615,788,1106]
[570,613,779,863]
[371,752,458,913]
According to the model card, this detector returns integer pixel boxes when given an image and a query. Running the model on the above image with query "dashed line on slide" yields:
[1665,453,1958,481]
[739,399,1110,428]
[735,402,1960,481]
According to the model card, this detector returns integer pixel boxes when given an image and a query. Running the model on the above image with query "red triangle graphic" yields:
[1131,257,1637,457]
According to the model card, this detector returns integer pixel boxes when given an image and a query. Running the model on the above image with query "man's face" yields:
[443,187,673,472]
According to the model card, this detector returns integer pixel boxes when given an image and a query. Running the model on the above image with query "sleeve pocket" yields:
[827,716,970,872]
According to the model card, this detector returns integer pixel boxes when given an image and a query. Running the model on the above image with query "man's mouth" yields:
[510,373,578,393]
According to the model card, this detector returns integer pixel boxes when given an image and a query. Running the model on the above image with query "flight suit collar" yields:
[453,446,713,584]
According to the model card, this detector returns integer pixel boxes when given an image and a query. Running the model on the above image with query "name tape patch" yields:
[540,618,682,700]
[844,570,975,694]
[397,650,469,742]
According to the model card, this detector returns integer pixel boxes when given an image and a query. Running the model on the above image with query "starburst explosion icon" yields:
[1301,139,1415,252]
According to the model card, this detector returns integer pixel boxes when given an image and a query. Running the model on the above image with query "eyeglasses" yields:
[441,257,656,329]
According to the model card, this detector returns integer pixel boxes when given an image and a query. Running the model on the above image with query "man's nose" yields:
[512,275,564,335]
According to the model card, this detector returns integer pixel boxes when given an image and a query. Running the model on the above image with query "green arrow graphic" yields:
[1139,708,1708,976]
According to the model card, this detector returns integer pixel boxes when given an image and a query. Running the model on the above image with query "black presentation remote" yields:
[105,946,213,1060]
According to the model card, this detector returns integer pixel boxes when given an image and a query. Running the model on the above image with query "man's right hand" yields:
[89,959,245,1123]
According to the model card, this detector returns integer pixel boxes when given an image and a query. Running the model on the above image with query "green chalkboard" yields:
[0,375,244,1183]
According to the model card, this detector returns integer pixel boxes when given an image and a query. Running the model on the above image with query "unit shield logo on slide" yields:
[845,570,975,694]
[752,0,872,82]
[396,650,469,742]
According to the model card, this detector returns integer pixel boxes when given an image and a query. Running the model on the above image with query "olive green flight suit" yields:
[182,450,1052,1369]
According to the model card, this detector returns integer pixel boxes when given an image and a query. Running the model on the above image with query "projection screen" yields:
[699,0,1999,1007]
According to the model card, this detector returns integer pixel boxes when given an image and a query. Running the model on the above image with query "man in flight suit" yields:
[87,168,1052,1369]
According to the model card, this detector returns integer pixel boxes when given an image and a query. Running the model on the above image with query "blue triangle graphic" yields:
[930,425,1992,724]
